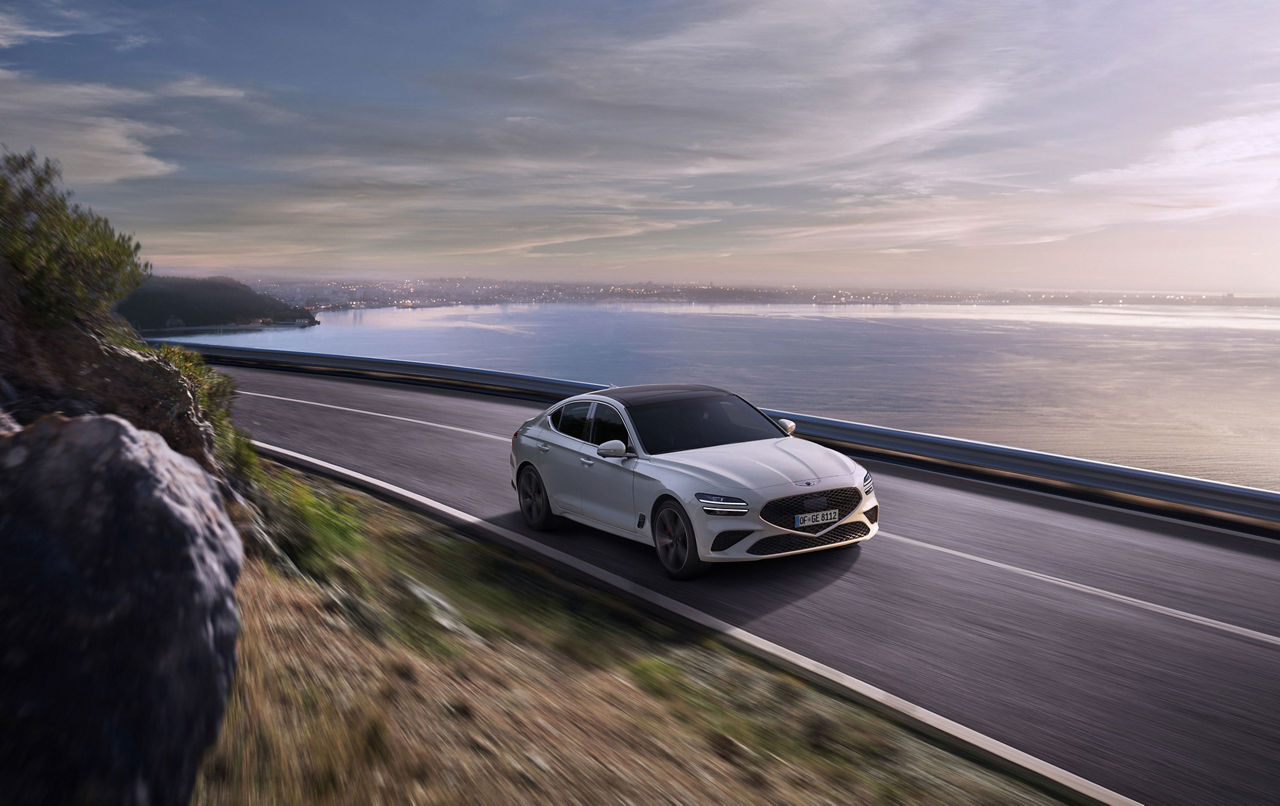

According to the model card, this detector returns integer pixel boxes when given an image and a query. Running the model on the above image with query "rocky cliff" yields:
[0,413,242,805]
[0,281,217,472]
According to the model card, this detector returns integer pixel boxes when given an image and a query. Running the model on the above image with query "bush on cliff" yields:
[152,342,261,486]
[0,150,150,322]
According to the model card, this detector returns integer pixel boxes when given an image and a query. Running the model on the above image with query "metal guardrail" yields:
[172,342,1280,538]
[172,342,606,401]
[770,410,1280,538]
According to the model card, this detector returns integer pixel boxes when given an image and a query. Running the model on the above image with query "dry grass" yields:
[194,465,1063,805]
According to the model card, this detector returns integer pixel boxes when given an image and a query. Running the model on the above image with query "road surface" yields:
[224,366,1280,805]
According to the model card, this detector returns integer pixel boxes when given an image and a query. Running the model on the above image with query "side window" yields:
[548,407,562,430]
[590,405,630,447]
[555,401,592,441]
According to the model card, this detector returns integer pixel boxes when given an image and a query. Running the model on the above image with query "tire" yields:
[652,500,705,580]
[517,465,556,531]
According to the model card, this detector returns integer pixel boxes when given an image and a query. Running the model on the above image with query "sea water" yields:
[170,303,1280,491]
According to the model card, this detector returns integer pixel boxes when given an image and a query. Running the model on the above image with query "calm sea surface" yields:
[171,303,1280,491]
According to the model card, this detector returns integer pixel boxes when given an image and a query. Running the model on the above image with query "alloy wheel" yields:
[519,468,546,525]
[655,507,688,571]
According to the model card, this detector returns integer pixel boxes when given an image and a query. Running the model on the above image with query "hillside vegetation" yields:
[197,464,1061,806]
[117,275,317,332]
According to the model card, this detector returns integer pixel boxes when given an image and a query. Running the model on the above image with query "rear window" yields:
[628,394,783,454]
[553,401,592,441]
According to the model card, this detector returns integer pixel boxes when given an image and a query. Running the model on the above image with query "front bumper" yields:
[692,484,879,562]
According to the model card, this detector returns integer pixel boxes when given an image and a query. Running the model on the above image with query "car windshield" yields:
[628,394,783,455]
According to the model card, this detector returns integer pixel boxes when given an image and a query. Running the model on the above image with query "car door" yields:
[576,402,640,534]
[536,400,592,514]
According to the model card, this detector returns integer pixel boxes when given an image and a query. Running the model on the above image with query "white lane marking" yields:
[872,464,1280,546]
[238,390,509,442]
[252,440,1139,806]
[240,386,1278,650]
[882,531,1280,648]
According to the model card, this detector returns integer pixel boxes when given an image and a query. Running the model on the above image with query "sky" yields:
[2,0,1280,292]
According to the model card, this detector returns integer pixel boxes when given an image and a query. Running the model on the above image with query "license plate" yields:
[795,509,839,528]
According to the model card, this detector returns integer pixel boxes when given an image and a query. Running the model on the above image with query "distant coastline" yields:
[138,321,318,338]
[248,277,1280,312]
[117,276,319,336]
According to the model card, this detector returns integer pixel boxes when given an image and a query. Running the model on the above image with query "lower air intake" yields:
[711,530,754,551]
[747,521,870,556]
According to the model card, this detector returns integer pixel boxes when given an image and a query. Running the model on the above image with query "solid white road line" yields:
[252,440,1140,806]
[882,532,1280,648]
[243,387,1277,650]
[238,390,510,442]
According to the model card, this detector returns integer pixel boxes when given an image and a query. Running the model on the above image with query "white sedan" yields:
[510,384,879,578]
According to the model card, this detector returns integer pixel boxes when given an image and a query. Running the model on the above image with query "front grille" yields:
[759,487,862,534]
[865,505,879,524]
[747,521,870,556]
[711,530,754,552]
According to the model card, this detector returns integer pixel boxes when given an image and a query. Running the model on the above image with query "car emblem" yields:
[795,480,817,487]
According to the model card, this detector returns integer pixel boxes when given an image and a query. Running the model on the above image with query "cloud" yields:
[5,0,1280,291]
[161,77,248,100]
[0,5,134,49]
[0,68,176,183]
[453,0,1017,190]
[447,215,720,257]
[0,10,75,47]
[1073,107,1280,217]
[115,33,151,52]
[192,0,1027,267]
[0,58,290,185]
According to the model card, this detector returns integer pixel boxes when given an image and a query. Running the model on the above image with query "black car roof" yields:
[592,383,730,407]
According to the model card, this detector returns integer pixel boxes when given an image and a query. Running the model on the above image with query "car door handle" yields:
[536,442,551,452]
[579,457,595,466]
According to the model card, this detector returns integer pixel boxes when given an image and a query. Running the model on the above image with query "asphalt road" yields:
[224,366,1280,806]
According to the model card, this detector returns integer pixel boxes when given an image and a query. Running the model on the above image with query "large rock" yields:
[0,414,242,805]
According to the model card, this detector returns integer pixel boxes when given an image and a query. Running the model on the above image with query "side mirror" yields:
[597,439,629,458]
[777,418,797,436]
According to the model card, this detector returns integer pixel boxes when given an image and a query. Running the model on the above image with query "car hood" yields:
[645,437,861,491]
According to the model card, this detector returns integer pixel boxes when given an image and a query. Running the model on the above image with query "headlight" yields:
[862,473,874,495]
[695,493,749,516]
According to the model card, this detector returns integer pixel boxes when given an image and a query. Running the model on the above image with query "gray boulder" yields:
[0,414,242,805]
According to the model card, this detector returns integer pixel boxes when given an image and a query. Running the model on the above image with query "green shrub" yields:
[628,656,687,698]
[265,473,364,579]
[0,150,150,322]
[147,342,263,486]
